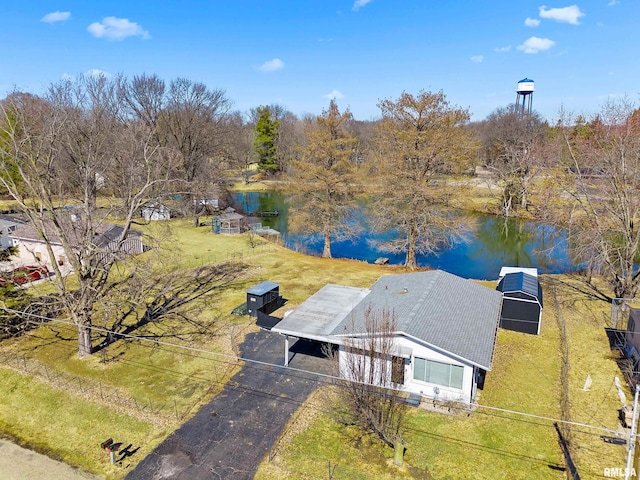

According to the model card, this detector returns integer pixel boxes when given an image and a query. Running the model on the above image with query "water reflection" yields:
[232,191,578,279]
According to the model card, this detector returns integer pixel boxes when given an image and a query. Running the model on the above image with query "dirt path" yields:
[0,438,101,480]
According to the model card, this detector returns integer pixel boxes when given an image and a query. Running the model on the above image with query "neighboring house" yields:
[0,218,22,249]
[496,268,543,335]
[272,270,503,404]
[7,219,144,275]
[141,202,171,221]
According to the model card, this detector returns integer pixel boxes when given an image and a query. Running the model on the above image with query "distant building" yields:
[141,202,171,221]
[0,217,22,249]
[7,218,144,275]
[213,207,245,235]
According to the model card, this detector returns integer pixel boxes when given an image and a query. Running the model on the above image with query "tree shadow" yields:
[92,261,248,354]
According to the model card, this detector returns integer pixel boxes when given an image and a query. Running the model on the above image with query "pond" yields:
[232,191,578,280]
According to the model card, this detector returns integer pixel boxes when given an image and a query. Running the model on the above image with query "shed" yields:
[246,281,280,317]
[497,272,543,335]
[141,202,170,221]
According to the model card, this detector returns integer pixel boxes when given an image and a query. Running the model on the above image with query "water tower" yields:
[516,78,534,116]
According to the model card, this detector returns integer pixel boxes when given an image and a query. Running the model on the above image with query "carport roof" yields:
[272,284,370,341]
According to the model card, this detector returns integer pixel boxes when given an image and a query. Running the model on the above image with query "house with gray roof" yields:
[272,270,503,404]
[6,218,144,275]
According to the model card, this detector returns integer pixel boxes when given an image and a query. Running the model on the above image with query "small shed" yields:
[246,281,280,317]
[141,202,170,221]
[213,207,244,235]
[497,271,543,335]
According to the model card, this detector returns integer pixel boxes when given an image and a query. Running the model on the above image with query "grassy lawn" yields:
[0,217,630,479]
[255,274,628,479]
[0,220,395,479]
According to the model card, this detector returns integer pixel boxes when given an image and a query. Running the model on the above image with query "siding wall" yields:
[338,335,477,404]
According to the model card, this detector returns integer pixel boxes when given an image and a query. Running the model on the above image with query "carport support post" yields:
[284,335,289,366]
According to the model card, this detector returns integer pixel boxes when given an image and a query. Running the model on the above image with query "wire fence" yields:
[0,348,238,429]
[183,242,281,269]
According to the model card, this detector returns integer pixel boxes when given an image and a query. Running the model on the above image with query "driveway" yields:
[125,330,332,480]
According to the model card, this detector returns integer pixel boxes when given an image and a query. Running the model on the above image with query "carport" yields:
[271,284,370,366]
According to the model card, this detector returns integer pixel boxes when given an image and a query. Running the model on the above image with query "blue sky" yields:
[2,1,637,122]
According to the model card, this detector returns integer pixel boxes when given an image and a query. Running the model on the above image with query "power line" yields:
[0,305,630,438]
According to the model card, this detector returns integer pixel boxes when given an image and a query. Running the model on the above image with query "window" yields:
[413,357,464,390]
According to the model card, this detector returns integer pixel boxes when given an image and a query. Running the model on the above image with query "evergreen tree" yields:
[253,106,280,173]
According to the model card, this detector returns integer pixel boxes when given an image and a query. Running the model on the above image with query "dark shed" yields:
[497,272,543,335]
[246,281,280,317]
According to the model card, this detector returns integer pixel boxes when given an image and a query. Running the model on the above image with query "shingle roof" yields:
[330,270,503,370]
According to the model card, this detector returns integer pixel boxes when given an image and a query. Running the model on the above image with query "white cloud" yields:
[258,58,284,72]
[41,11,71,23]
[524,17,540,27]
[324,89,344,100]
[353,0,373,11]
[470,55,484,64]
[539,5,585,25]
[87,17,150,40]
[517,36,555,54]
[608,0,619,5]
[494,45,511,52]
[86,69,109,78]
[61,73,74,81]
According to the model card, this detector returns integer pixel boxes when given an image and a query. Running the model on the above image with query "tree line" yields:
[2,73,640,358]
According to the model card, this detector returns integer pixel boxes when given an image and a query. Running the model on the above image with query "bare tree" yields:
[369,90,476,268]
[555,98,640,298]
[479,104,549,217]
[119,74,232,225]
[333,305,408,464]
[164,78,231,226]
[287,100,360,258]
[0,76,169,357]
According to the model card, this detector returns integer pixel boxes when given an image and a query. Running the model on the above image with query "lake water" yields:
[232,191,578,280]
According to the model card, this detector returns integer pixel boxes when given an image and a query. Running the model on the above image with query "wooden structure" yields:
[213,207,244,235]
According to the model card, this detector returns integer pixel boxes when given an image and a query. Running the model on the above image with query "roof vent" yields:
[402,287,408,294]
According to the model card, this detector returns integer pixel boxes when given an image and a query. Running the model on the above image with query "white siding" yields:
[396,336,475,403]
[338,335,478,404]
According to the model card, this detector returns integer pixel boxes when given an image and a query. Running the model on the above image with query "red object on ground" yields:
[3,265,49,285]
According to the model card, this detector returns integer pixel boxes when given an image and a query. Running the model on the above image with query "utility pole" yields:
[625,385,640,480]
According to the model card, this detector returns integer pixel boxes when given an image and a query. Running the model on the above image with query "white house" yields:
[0,218,22,249]
[272,270,503,404]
